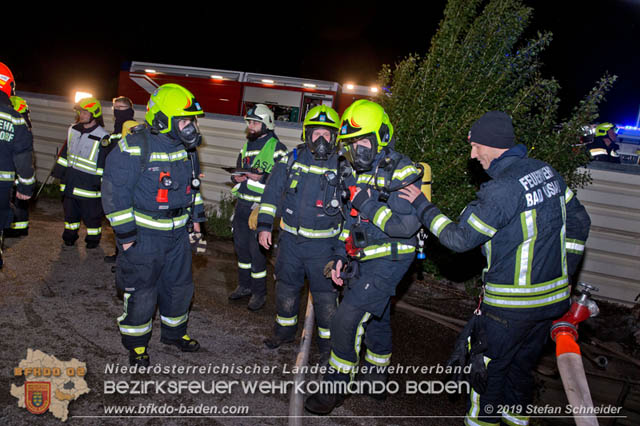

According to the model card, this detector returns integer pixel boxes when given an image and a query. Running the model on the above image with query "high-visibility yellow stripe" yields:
[161,313,189,327]
[467,213,496,237]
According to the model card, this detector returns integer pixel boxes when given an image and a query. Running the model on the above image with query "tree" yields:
[378,0,615,280]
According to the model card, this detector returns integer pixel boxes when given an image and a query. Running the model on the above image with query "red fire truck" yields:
[117,61,379,123]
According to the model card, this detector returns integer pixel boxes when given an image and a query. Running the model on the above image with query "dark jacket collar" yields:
[0,92,10,106]
[72,122,100,134]
[486,144,528,178]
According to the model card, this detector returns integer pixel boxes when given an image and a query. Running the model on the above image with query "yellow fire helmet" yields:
[10,96,29,114]
[595,122,616,137]
[302,105,341,160]
[337,99,393,152]
[74,97,102,118]
[302,105,340,140]
[145,83,204,134]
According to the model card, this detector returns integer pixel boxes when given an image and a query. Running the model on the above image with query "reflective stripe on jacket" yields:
[231,131,287,203]
[257,147,342,243]
[414,144,591,319]
[53,123,109,199]
[0,96,35,195]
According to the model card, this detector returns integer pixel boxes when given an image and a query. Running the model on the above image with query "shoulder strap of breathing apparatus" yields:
[285,143,306,180]
[373,148,424,203]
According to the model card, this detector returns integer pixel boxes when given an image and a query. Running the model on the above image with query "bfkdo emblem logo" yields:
[25,382,51,415]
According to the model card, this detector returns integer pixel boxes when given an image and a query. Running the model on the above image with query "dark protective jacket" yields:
[231,130,288,204]
[256,145,343,243]
[104,111,136,157]
[52,123,109,199]
[586,136,621,163]
[0,93,34,194]
[101,127,206,245]
[413,144,591,320]
[104,133,123,157]
[338,148,423,262]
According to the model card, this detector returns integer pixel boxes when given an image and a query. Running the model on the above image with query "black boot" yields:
[129,347,150,367]
[4,228,28,238]
[247,294,266,311]
[228,286,251,300]
[304,390,345,415]
[358,373,389,401]
[358,362,389,401]
[160,334,200,352]
[263,334,295,349]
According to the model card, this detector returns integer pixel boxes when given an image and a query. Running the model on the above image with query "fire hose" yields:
[288,292,314,425]
[550,282,601,426]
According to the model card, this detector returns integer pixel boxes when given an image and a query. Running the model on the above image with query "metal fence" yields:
[576,165,640,305]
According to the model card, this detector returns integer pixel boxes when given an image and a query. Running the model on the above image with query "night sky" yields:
[5,1,640,124]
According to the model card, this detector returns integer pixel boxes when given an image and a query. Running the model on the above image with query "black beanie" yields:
[468,111,515,149]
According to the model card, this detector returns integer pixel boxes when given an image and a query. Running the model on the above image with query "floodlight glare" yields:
[74,91,93,103]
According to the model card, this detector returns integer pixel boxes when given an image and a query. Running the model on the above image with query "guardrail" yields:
[576,164,640,305]
[19,92,640,305]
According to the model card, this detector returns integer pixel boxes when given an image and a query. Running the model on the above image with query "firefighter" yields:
[52,97,109,248]
[305,100,422,414]
[586,122,620,163]
[228,104,287,311]
[105,96,136,156]
[101,83,206,366]
[0,62,35,269]
[104,96,136,263]
[4,96,33,237]
[398,111,591,426]
[257,105,343,359]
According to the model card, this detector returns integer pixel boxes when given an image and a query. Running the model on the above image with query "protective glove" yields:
[468,314,489,394]
[446,316,476,383]
[469,353,489,394]
[189,232,207,254]
[248,207,259,230]
[445,314,490,394]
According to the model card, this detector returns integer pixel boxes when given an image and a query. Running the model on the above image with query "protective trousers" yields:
[272,231,338,354]
[9,188,29,231]
[232,200,267,297]
[325,257,413,384]
[464,311,552,426]
[116,228,194,350]
[62,196,103,245]
[0,184,12,230]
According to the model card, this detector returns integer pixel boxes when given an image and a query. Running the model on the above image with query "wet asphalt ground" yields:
[0,198,468,426]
